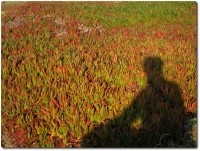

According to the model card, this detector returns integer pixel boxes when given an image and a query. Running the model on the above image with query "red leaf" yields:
[41,109,47,115]
[155,31,164,38]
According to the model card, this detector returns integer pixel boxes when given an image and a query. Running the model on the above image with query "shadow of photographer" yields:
[81,57,185,147]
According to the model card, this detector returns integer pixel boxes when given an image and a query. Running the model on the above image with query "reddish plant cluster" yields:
[1,2,196,148]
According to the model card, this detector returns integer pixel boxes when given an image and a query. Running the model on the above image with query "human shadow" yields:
[81,57,185,147]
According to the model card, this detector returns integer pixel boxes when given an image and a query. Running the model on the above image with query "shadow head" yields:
[143,57,164,75]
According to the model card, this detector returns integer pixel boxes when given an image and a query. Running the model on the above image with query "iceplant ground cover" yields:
[1,1,197,148]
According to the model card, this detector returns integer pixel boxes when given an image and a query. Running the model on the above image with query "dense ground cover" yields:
[1,2,196,147]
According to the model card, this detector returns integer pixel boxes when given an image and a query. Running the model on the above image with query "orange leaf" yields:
[52,99,62,109]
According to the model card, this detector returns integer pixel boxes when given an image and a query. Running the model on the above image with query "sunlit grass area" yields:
[1,1,196,148]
